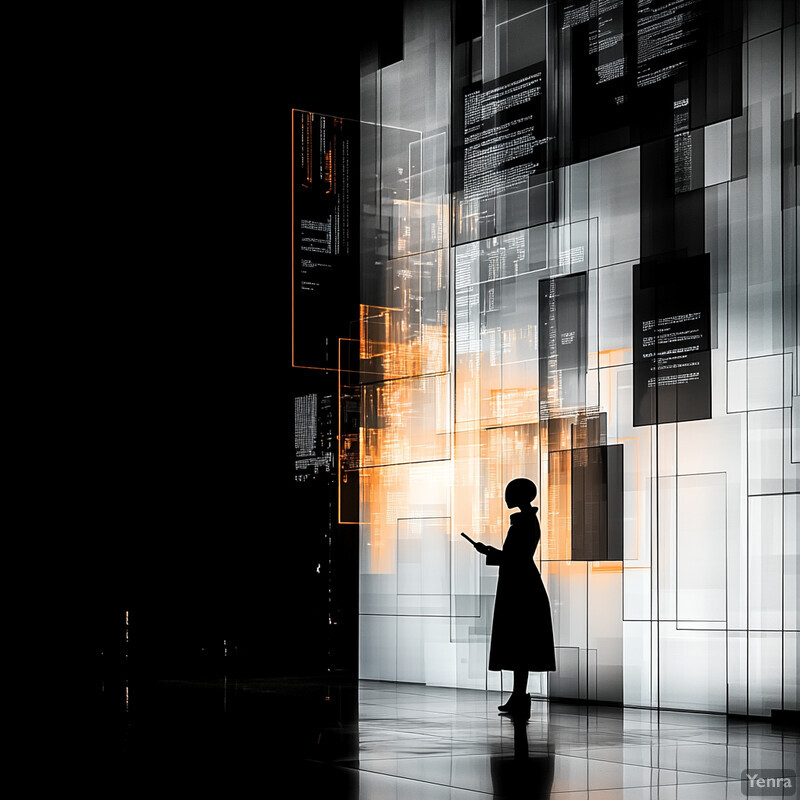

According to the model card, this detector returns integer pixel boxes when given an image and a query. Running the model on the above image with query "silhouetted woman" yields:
[475,478,556,720]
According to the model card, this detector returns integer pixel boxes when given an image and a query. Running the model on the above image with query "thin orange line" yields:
[595,348,632,355]
[291,108,297,369]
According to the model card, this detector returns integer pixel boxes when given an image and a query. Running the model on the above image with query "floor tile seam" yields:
[330,756,742,794]
[339,747,749,784]
[325,746,506,764]
[545,749,740,780]
[358,704,521,723]
[348,724,518,746]
[309,758,496,797]
[555,741,800,758]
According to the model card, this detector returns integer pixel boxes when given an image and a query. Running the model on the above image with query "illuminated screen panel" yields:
[452,48,555,244]
[460,63,548,203]
[632,253,712,426]
[538,272,588,416]
[570,444,624,561]
[292,109,359,369]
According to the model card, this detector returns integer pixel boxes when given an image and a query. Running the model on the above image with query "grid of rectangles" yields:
[354,0,798,716]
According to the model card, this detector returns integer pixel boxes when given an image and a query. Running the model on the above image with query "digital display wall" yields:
[351,0,798,717]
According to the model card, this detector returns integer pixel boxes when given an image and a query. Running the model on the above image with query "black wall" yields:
[75,7,362,682]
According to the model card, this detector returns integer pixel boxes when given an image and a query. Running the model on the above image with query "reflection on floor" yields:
[91,676,798,798]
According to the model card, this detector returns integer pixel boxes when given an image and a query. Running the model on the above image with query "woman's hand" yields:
[475,541,489,555]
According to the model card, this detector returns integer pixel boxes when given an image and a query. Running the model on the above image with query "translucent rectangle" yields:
[361,374,451,468]
[727,359,747,413]
[552,218,596,273]
[544,561,587,651]
[597,261,633,363]
[550,646,580,699]
[747,409,785,495]
[747,354,785,410]
[785,407,800,491]
[623,565,651,621]
[568,161,590,221]
[659,624,727,713]
[677,473,727,624]
[794,396,800,462]
[786,494,798,631]
[359,614,397,681]
[727,179,749,360]
[657,474,678,621]
[746,0,784,39]
[589,148,640,268]
[538,272,588,415]
[727,631,748,715]
[397,518,450,596]
[746,32,784,358]
[360,573,398,616]
[727,486,749,631]
[397,517,451,617]
[748,495,784,631]
[748,631,783,717]
[785,632,799,711]
[587,566,624,703]
[396,616,424,682]
[623,621,653,708]
[424,636,458,688]
[571,444,624,561]
[704,120,732,186]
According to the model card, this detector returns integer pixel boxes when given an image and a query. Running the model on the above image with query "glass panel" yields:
[659,624,727,713]
[748,495,784,631]
[676,473,727,625]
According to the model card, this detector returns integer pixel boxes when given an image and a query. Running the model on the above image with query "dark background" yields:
[69,10,363,684]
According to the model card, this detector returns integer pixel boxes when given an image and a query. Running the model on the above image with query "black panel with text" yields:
[633,253,712,426]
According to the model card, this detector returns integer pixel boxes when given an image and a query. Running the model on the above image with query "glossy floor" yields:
[92,676,798,797]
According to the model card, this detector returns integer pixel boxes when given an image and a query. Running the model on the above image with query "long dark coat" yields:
[486,506,556,672]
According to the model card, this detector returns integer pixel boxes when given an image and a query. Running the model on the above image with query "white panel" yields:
[748,409,785,495]
[784,632,799,711]
[397,517,451,616]
[677,473,727,624]
[727,631,748,715]
[747,354,785,410]
[597,261,634,358]
[785,494,799,632]
[727,359,747,413]
[397,616,424,683]
[659,624,727,713]
[421,640,456,688]
[657,475,678,621]
[623,621,653,708]
[704,120,732,186]
[589,148,640,269]
[749,495,784,631]
[588,568,623,703]
[360,615,398,681]
[748,632,783,717]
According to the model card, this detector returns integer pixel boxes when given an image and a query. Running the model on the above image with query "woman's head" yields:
[504,477,537,508]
